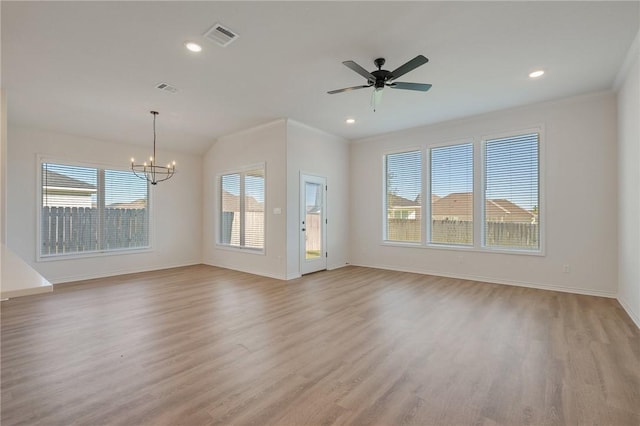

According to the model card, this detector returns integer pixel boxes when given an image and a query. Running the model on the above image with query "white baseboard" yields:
[51,260,202,284]
[202,261,287,281]
[349,262,617,299]
[328,262,350,271]
[617,296,640,329]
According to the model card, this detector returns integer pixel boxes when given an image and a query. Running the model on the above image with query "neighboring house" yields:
[486,198,537,223]
[42,169,96,208]
[432,192,537,223]
[221,190,263,213]
[387,193,421,220]
[414,194,441,206]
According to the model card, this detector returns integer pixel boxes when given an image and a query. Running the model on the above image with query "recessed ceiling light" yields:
[346,118,355,124]
[184,42,202,53]
[529,70,545,78]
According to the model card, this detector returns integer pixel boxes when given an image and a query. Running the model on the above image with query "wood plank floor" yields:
[1,265,639,425]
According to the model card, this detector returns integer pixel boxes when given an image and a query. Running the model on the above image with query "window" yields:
[430,143,473,246]
[40,162,149,258]
[385,150,421,243]
[220,166,265,250]
[381,130,542,254]
[483,133,539,250]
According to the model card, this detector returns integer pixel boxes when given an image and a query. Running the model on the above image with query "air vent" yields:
[155,82,178,94]
[203,22,239,47]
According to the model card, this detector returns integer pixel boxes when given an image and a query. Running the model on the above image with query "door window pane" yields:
[305,182,322,259]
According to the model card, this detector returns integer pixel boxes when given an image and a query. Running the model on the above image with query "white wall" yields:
[285,120,349,279]
[6,126,202,284]
[617,36,640,326]
[202,120,288,279]
[350,92,618,297]
[1,91,6,245]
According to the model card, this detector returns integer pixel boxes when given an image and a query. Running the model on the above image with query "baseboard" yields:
[1,285,52,299]
[50,260,202,284]
[202,261,287,281]
[328,263,350,271]
[617,296,640,329]
[349,262,617,299]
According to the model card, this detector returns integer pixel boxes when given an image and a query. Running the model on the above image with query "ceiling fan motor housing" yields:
[372,69,392,88]
[372,58,391,88]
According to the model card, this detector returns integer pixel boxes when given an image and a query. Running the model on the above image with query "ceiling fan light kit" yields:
[328,55,432,111]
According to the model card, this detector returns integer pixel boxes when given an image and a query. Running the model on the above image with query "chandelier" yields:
[131,111,175,185]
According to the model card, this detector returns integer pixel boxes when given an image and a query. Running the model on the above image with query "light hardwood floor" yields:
[1,265,639,425]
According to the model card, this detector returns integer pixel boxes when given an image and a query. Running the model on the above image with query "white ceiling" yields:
[2,1,638,155]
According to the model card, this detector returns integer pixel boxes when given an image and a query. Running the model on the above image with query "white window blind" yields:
[244,169,265,249]
[483,133,539,250]
[385,151,422,242]
[220,166,265,250]
[430,143,473,245]
[41,162,149,257]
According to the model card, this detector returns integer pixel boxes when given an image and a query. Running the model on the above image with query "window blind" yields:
[483,133,539,250]
[385,151,422,242]
[41,162,149,257]
[244,169,265,249]
[220,167,265,250]
[430,143,473,245]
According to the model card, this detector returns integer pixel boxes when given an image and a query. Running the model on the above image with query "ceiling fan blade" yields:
[342,60,375,82]
[387,82,432,92]
[389,55,429,81]
[327,84,372,94]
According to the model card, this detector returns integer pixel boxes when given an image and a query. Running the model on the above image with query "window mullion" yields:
[239,172,246,247]
[423,149,429,245]
[97,168,105,250]
[475,141,483,249]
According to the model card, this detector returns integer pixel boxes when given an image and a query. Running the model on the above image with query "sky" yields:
[221,172,265,203]
[43,163,148,205]
[387,134,539,210]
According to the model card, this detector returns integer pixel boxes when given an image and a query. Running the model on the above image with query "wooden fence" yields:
[220,211,264,248]
[387,219,539,248]
[41,207,148,255]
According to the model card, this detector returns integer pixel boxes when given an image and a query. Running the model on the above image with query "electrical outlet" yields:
[563,264,570,273]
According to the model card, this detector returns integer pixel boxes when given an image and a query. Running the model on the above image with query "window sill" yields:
[381,241,544,256]
[37,246,152,262]
[215,244,265,255]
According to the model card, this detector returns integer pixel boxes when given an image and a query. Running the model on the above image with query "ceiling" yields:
[2,1,638,155]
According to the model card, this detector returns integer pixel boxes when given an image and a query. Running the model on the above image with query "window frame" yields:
[380,126,545,256]
[382,147,423,245]
[216,162,266,254]
[36,156,152,262]
[427,139,475,248]
[480,128,544,255]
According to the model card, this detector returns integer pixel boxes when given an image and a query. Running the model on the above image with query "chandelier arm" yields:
[130,111,175,185]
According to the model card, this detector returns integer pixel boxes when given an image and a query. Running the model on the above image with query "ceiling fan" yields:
[328,55,432,111]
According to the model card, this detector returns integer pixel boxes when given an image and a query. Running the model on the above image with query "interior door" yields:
[300,174,327,275]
